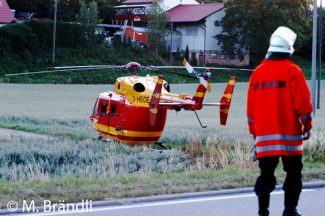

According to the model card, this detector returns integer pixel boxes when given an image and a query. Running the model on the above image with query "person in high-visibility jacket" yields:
[247,26,312,216]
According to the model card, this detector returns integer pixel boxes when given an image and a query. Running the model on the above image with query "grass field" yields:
[0,81,324,208]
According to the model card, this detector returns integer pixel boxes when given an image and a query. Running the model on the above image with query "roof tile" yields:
[168,3,224,23]
[0,0,14,23]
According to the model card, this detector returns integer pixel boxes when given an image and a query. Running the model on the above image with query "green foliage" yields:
[185,45,190,62]
[217,0,312,65]
[190,51,198,66]
[96,0,120,23]
[7,0,119,22]
[0,23,38,55]
[7,0,52,18]
[146,2,170,54]
[0,44,169,84]
[77,1,99,44]
[0,20,85,57]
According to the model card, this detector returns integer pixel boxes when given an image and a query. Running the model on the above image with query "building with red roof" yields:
[0,0,14,26]
[114,1,249,66]
[115,0,200,26]
[122,0,202,9]
[167,3,249,66]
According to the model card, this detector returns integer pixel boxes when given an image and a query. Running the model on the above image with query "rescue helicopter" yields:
[5,59,239,148]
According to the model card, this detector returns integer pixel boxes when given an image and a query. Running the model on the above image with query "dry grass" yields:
[0,82,324,179]
[0,82,324,208]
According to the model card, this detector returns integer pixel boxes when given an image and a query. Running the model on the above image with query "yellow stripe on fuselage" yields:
[94,123,163,137]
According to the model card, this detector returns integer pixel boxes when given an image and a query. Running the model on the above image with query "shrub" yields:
[0,23,38,55]
[190,51,198,66]
[0,20,87,57]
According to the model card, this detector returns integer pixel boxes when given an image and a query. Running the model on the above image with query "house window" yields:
[133,8,144,15]
[185,27,198,36]
[211,53,217,59]
[214,20,223,27]
[116,9,127,16]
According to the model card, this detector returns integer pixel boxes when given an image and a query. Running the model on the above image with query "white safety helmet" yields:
[267,26,297,54]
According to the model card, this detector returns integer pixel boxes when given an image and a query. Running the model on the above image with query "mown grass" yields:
[0,116,95,141]
[0,163,324,209]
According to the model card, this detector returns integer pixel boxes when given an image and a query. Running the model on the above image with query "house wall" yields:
[173,9,224,53]
[167,8,249,66]
[205,8,224,52]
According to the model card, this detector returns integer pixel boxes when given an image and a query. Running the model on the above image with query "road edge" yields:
[1,181,324,215]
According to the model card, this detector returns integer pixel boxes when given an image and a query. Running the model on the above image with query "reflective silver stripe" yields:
[300,113,312,120]
[248,118,254,123]
[256,144,303,153]
[256,134,302,142]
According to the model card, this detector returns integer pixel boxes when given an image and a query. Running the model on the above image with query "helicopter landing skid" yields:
[155,141,169,150]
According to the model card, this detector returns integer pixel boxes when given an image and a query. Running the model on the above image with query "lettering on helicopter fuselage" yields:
[131,95,150,104]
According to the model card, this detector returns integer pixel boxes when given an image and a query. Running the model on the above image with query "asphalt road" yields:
[16,186,325,216]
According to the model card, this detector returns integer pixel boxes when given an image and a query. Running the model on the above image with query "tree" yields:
[96,0,120,23]
[8,0,119,22]
[146,1,170,54]
[216,0,312,65]
[184,45,190,62]
[77,0,99,44]
[7,0,52,18]
[190,51,198,66]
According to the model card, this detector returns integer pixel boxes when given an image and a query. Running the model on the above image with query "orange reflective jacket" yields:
[247,59,312,158]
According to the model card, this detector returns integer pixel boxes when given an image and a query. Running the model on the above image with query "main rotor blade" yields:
[4,66,117,77]
[54,65,121,69]
[193,66,253,72]
[160,70,197,79]
[151,65,253,72]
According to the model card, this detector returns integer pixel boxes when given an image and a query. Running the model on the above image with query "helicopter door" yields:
[98,99,110,127]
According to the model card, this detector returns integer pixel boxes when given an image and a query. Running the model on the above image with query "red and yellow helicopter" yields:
[5,59,237,148]
[88,60,236,147]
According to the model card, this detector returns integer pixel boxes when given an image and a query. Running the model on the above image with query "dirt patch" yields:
[0,128,50,139]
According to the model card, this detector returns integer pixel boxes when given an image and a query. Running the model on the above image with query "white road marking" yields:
[22,189,315,216]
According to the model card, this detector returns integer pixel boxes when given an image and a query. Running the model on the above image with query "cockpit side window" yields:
[110,104,117,117]
[164,82,170,92]
[93,97,99,115]
[100,102,108,117]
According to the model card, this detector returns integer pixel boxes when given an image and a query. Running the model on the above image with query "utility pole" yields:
[311,0,318,115]
[170,23,173,65]
[317,0,323,109]
[52,0,58,65]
